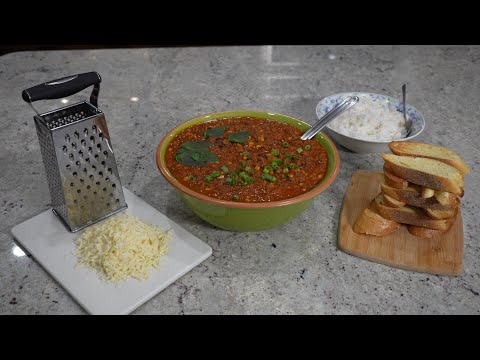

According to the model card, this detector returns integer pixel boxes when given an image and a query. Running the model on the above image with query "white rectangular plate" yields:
[11,187,212,315]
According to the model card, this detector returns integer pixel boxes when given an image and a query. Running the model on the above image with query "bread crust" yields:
[407,225,452,238]
[382,193,406,208]
[353,201,401,236]
[383,167,409,189]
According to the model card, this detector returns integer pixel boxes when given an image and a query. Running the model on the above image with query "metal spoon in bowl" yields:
[301,95,359,140]
[402,84,413,137]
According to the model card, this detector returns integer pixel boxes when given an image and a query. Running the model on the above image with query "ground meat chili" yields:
[165,116,329,202]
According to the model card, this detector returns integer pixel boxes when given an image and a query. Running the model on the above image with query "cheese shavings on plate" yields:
[75,213,172,284]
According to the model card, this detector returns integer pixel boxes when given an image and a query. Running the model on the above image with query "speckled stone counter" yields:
[1,45,479,314]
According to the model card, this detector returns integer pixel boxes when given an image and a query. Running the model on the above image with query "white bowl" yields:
[316,92,426,153]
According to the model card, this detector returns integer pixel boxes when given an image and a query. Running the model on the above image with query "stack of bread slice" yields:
[354,141,469,238]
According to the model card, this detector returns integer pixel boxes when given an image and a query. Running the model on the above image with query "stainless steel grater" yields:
[22,72,127,232]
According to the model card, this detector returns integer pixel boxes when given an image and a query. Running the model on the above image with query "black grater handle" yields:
[22,72,101,106]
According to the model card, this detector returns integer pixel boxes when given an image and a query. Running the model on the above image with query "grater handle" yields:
[22,72,101,107]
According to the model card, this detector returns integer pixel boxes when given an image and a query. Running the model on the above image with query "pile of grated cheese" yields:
[75,213,172,284]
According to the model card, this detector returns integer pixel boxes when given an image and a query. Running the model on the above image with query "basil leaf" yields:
[228,131,250,143]
[204,126,226,138]
[180,140,212,151]
[177,153,205,166]
[175,140,218,166]
[203,152,219,163]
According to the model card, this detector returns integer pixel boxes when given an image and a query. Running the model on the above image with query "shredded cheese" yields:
[75,213,172,284]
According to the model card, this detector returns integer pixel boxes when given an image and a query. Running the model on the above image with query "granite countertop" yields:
[1,45,479,315]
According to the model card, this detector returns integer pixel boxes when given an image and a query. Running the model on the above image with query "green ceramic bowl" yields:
[156,110,340,231]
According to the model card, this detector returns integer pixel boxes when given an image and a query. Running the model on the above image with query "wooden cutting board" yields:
[338,170,463,276]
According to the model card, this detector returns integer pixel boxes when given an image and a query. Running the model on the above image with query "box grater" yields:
[22,72,127,232]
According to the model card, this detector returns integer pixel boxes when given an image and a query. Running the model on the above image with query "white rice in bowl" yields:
[327,95,407,141]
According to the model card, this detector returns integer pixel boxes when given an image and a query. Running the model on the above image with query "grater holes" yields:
[116,199,120,203]
[87,185,91,189]
[84,128,88,136]
[99,133,104,141]
[80,178,84,183]
[62,145,68,154]
[65,134,70,143]
[70,182,75,187]
[66,164,71,171]
[93,191,97,195]
[75,161,81,168]
[103,151,108,158]
[85,157,90,163]
[94,154,99,160]
[96,181,100,186]
[77,189,81,194]
[78,150,83,158]
[90,136,95,144]
[72,142,77,150]
[82,167,87,174]
[109,192,114,197]
[81,139,86,147]
[92,164,96,170]
[74,131,79,139]
[98,171,103,177]
[112,183,116,188]
[83,195,88,200]
[97,144,102,151]
[89,174,94,181]
[68,153,74,161]
[108,168,112,174]
[88,147,93,154]
[105,177,110,182]
[73,199,78,205]
[103,187,107,192]
[92,125,97,134]
[72,172,77,177]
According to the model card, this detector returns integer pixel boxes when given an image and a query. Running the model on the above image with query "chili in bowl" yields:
[156,110,340,231]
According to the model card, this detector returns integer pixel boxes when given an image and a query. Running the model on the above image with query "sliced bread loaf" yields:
[380,183,458,211]
[382,154,464,194]
[374,194,457,230]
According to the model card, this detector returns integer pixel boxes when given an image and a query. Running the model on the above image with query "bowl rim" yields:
[156,109,340,209]
[316,91,426,144]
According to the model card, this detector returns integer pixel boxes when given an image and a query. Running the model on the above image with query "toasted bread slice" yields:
[380,183,458,211]
[382,193,406,208]
[425,200,459,220]
[353,200,401,236]
[383,163,409,189]
[374,194,456,230]
[382,154,464,194]
[407,225,452,238]
[388,141,470,175]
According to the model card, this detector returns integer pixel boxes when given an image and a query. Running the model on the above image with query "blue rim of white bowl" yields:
[315,92,426,144]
